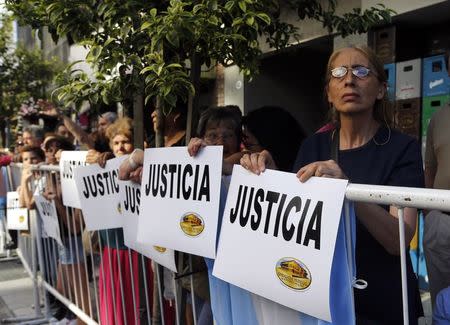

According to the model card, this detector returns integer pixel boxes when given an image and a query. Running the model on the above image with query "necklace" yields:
[372,125,391,146]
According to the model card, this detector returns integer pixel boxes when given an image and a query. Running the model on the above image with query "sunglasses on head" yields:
[331,66,371,79]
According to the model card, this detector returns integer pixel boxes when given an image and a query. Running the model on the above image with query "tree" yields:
[5,0,394,147]
[0,13,63,146]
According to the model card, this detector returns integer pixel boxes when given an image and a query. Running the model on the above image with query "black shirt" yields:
[293,126,424,323]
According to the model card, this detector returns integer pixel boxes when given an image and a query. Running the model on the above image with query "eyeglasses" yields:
[205,131,235,143]
[331,66,371,79]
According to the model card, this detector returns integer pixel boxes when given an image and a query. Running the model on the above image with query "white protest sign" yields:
[73,156,125,231]
[119,178,177,272]
[138,146,222,258]
[60,151,88,208]
[6,191,28,230]
[213,165,348,322]
[34,195,62,246]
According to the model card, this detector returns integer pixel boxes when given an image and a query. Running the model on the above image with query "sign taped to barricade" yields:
[60,151,88,208]
[213,165,347,322]
[138,146,222,258]
[119,177,177,272]
[6,191,28,230]
[73,156,125,231]
[34,195,63,246]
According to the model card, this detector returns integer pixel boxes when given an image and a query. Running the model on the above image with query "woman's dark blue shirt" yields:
[293,126,424,323]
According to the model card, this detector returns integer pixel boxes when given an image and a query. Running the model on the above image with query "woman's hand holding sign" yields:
[239,150,277,175]
[296,160,348,183]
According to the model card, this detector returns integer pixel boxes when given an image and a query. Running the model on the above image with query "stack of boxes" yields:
[395,59,422,139]
[421,55,450,153]
[373,26,450,148]
[372,26,450,290]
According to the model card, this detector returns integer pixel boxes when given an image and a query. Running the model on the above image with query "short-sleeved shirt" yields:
[293,126,424,323]
[425,104,450,190]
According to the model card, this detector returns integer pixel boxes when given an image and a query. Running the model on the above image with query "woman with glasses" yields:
[241,46,424,324]
[189,106,243,177]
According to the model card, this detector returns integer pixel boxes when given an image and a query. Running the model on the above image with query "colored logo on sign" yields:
[275,257,311,291]
[430,79,444,89]
[180,212,204,237]
[153,246,167,253]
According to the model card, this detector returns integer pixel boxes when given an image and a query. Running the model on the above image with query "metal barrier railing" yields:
[2,163,450,325]
[2,163,207,325]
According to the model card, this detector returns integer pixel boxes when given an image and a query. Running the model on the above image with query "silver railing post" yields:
[397,207,409,325]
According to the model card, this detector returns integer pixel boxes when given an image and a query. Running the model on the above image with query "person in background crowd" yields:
[423,47,450,322]
[150,104,187,147]
[54,121,75,144]
[42,136,90,324]
[6,146,44,249]
[13,135,25,162]
[118,104,188,324]
[17,145,45,210]
[43,135,74,165]
[40,106,117,153]
[23,125,45,147]
[189,105,305,325]
[241,45,424,324]
[242,106,306,172]
[188,105,243,177]
[119,103,188,182]
[187,105,244,325]
[93,117,141,325]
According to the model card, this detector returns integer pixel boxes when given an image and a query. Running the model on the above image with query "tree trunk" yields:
[0,119,5,148]
[154,97,165,148]
[186,53,201,142]
[133,92,145,149]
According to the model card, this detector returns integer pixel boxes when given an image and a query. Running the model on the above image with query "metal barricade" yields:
[2,163,206,325]
[3,162,450,325]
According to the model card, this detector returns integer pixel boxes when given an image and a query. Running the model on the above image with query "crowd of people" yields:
[0,45,449,325]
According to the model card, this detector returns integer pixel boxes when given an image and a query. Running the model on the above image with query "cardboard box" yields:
[422,55,450,97]
[373,26,396,64]
[422,94,450,138]
[384,63,396,101]
[396,59,422,100]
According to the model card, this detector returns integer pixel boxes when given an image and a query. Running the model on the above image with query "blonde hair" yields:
[106,117,133,148]
[325,45,394,127]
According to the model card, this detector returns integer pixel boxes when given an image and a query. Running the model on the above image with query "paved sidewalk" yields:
[0,258,44,323]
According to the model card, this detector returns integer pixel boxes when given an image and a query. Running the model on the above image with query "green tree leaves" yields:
[4,0,393,114]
